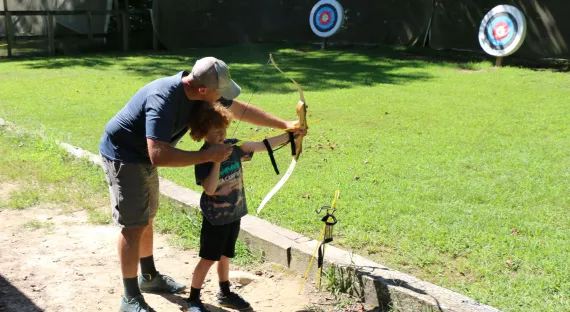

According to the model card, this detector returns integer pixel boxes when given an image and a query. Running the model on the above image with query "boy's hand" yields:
[285,120,308,137]
[205,144,232,163]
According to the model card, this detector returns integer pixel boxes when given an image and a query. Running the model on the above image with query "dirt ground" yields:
[0,182,373,312]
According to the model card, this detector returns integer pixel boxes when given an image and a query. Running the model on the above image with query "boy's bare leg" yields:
[216,256,251,309]
[185,258,216,310]
[192,258,216,289]
[217,256,230,282]
[218,256,231,296]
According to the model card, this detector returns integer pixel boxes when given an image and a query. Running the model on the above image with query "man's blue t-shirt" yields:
[99,71,198,163]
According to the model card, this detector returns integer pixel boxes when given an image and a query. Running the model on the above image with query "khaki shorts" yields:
[101,156,159,228]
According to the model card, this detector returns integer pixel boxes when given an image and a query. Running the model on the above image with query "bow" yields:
[256,54,308,215]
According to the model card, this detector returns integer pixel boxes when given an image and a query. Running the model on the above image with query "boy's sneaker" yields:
[138,272,186,294]
[119,295,156,312]
[183,299,210,312]
[217,292,251,310]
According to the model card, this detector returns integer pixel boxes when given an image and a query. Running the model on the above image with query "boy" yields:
[185,103,298,312]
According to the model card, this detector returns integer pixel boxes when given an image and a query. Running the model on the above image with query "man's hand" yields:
[285,120,308,137]
[204,144,233,163]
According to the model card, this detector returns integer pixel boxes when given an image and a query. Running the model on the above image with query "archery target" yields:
[310,0,344,38]
[478,5,527,57]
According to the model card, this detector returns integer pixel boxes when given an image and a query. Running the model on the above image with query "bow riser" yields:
[294,101,307,160]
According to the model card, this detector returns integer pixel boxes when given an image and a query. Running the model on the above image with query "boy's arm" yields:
[239,132,291,154]
[200,162,222,196]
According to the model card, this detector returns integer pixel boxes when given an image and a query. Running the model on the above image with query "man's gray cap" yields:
[190,57,241,100]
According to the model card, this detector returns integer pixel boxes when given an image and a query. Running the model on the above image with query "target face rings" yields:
[478,5,527,57]
[310,0,344,38]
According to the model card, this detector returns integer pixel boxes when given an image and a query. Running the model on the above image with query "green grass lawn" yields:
[1,44,569,311]
[0,126,109,216]
[0,125,259,266]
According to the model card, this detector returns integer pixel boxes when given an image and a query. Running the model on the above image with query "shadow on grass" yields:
[10,43,570,95]
[11,43,438,94]
[3,44,570,84]
[390,45,570,72]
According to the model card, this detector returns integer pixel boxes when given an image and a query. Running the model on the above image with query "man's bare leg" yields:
[139,218,154,258]
[139,219,157,278]
[118,226,146,299]
[137,218,187,294]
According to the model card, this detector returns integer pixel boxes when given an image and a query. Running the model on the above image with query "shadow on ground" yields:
[0,274,43,312]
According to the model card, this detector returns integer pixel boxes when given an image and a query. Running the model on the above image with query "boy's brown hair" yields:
[188,101,233,141]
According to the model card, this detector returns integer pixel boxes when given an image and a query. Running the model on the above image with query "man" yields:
[99,57,304,312]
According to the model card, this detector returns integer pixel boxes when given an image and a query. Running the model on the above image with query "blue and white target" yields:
[310,0,344,38]
[478,5,527,57]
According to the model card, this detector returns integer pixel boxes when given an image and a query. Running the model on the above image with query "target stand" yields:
[309,0,345,50]
[478,5,527,67]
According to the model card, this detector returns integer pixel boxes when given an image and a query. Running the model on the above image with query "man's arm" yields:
[147,139,232,167]
[229,99,288,129]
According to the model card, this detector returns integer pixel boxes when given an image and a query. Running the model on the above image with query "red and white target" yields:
[479,5,527,57]
[493,21,510,41]
[319,11,332,25]
[310,0,345,38]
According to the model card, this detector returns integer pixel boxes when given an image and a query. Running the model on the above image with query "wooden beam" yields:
[152,6,159,51]
[47,12,55,56]
[87,11,93,39]
[122,0,129,52]
[0,33,113,41]
[2,0,13,57]
[0,9,147,16]
[122,11,129,52]
[495,56,503,67]
[321,38,328,50]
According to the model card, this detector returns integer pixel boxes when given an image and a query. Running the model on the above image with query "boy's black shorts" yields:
[199,217,241,261]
